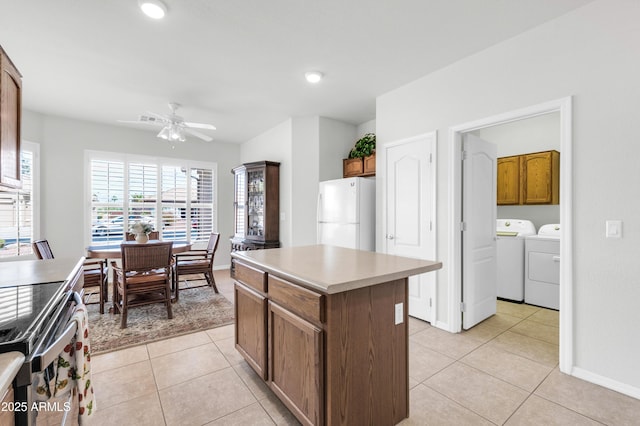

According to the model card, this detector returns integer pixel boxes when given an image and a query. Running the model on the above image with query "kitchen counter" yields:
[0,258,83,288]
[231,244,442,294]
[0,352,24,395]
[232,244,442,425]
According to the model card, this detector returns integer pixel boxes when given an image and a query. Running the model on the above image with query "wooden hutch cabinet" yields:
[0,45,22,189]
[231,161,280,252]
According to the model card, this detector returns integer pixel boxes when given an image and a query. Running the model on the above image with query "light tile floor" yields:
[88,270,640,425]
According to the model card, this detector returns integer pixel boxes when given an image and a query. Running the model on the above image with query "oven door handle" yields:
[32,321,77,372]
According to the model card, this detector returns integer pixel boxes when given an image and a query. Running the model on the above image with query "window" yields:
[87,151,216,246]
[0,142,38,259]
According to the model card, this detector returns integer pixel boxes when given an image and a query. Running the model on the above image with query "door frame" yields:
[447,97,573,374]
[381,131,437,324]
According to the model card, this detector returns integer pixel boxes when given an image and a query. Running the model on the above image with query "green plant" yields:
[129,221,154,235]
[0,239,4,249]
[348,133,376,159]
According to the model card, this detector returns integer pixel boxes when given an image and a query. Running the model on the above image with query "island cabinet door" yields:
[235,283,268,380]
[268,301,323,426]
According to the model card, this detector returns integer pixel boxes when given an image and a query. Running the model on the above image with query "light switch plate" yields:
[395,303,403,325]
[605,220,622,238]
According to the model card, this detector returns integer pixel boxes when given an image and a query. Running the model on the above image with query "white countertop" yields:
[232,245,442,294]
[0,352,24,395]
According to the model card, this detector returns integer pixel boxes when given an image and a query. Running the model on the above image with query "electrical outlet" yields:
[395,303,403,325]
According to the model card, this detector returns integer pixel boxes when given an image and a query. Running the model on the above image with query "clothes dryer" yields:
[525,224,561,309]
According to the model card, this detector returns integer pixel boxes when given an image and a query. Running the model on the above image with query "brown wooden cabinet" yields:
[0,45,22,189]
[269,301,323,426]
[497,150,559,205]
[234,282,268,379]
[522,150,559,204]
[231,161,280,251]
[497,155,522,205]
[233,259,408,426]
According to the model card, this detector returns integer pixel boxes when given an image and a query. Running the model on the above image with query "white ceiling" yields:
[0,0,592,144]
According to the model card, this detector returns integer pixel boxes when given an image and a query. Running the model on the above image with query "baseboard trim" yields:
[572,366,640,400]
[433,320,451,332]
[214,264,231,271]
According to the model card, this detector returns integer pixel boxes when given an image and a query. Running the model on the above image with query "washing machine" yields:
[525,224,561,309]
[496,219,536,302]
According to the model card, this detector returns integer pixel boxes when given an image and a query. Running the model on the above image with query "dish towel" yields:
[33,293,96,423]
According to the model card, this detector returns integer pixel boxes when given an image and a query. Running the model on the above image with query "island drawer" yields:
[234,261,267,293]
[268,275,324,325]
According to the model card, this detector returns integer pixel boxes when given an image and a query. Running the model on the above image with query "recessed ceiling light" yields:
[305,71,324,84]
[139,0,167,19]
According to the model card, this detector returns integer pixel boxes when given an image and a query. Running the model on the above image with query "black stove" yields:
[0,258,85,425]
[0,281,67,356]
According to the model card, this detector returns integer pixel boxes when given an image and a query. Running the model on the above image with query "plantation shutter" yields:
[0,149,35,258]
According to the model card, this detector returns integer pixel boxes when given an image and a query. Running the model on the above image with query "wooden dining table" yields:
[86,240,193,307]
[86,240,193,259]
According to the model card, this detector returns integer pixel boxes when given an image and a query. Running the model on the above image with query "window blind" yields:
[0,149,35,258]
[88,153,216,245]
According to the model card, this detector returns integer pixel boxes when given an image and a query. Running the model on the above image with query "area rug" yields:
[86,284,234,354]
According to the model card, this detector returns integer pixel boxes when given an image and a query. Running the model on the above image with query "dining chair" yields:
[125,230,160,241]
[172,232,220,301]
[111,241,174,328]
[31,239,108,314]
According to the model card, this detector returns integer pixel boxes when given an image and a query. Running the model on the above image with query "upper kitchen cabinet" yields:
[0,46,22,189]
[497,150,559,205]
[497,155,522,205]
[522,150,559,204]
[231,161,280,252]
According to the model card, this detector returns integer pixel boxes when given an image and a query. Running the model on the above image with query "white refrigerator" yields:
[317,177,375,251]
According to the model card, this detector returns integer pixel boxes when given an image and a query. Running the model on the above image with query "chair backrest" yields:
[121,241,173,273]
[32,240,55,259]
[206,232,220,255]
[125,231,160,241]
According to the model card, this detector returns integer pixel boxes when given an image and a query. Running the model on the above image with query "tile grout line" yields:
[420,381,501,425]
[146,343,170,426]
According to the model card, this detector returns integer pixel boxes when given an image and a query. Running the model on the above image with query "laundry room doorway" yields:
[447,97,574,373]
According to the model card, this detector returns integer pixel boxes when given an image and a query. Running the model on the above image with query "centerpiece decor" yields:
[343,133,376,177]
[130,221,154,243]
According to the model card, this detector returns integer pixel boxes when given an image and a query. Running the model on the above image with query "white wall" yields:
[318,117,357,182]
[377,0,640,392]
[472,112,560,230]
[21,110,240,265]
[292,117,320,246]
[241,116,358,247]
[240,119,293,247]
[357,119,376,137]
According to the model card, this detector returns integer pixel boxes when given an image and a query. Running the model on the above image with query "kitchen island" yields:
[231,245,442,426]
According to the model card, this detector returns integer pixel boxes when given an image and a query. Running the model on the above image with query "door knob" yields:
[386,234,394,240]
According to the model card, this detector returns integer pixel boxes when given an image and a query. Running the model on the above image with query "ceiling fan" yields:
[119,102,216,143]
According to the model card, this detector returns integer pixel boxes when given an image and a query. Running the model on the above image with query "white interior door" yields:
[462,133,497,329]
[385,133,436,322]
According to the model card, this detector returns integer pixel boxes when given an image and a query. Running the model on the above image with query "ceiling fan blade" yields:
[184,128,213,142]
[117,119,163,126]
[184,121,216,130]
[145,110,169,121]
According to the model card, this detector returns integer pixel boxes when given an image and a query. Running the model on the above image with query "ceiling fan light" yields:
[169,126,185,142]
[157,126,170,140]
[139,0,167,19]
[305,71,323,84]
